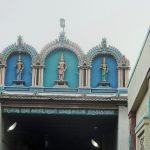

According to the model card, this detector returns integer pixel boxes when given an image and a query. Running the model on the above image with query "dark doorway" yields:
[3,114,118,150]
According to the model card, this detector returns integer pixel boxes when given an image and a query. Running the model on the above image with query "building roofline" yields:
[0,93,127,103]
[128,26,150,87]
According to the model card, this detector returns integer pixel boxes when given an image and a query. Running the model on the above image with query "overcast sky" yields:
[0,0,150,74]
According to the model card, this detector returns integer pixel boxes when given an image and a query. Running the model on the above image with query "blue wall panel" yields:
[91,55,118,88]
[5,53,32,86]
[44,48,79,88]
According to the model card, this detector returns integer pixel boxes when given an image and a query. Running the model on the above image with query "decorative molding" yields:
[0,94,128,102]
[86,46,123,65]
[2,36,38,63]
[0,54,5,65]
[118,55,130,68]
[32,55,43,66]
[86,39,129,67]
[40,35,84,65]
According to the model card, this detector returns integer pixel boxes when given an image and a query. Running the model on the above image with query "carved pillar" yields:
[40,67,44,86]
[32,65,44,87]
[129,112,136,150]
[32,68,35,86]
[0,68,2,85]
[0,103,2,150]
[118,68,121,87]
[86,67,90,88]
[79,63,90,88]
[120,68,122,87]
[118,66,130,88]
[79,68,82,88]
[125,68,129,87]
[0,64,5,85]
[118,56,130,88]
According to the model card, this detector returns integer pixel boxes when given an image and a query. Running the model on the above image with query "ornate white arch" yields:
[2,36,38,63]
[86,38,129,67]
[40,35,84,66]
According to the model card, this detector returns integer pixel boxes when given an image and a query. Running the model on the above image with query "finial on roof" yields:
[17,35,23,46]
[101,38,107,48]
[59,18,66,42]
[60,18,65,33]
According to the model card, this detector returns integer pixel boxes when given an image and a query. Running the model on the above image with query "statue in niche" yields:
[101,57,108,82]
[58,53,67,81]
[16,55,24,81]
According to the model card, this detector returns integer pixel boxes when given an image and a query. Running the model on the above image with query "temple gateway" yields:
[0,21,130,150]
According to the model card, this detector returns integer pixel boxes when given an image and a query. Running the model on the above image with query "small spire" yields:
[17,35,23,46]
[101,38,107,48]
[59,18,66,42]
[60,18,65,33]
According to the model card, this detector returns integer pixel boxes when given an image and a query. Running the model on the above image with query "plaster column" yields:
[40,67,44,86]
[79,65,90,88]
[86,69,88,88]
[79,68,82,88]
[35,69,37,86]
[39,67,42,86]
[2,67,6,85]
[118,68,121,87]
[117,106,129,150]
[125,69,129,87]
[32,68,35,86]
[39,68,42,86]
[120,69,123,87]
[129,112,136,150]
[87,68,91,88]
[125,69,127,87]
[0,68,2,85]
[0,103,2,150]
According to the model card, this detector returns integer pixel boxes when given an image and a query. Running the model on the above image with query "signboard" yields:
[3,108,118,116]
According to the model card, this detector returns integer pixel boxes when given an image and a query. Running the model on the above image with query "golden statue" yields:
[101,57,108,82]
[16,55,24,80]
[58,53,67,81]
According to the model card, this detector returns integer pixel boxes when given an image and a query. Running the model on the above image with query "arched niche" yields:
[5,52,32,86]
[2,36,38,87]
[91,55,118,88]
[87,38,130,88]
[44,48,79,88]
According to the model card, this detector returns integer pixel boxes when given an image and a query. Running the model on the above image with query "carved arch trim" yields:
[86,45,129,66]
[40,39,85,65]
[2,43,38,63]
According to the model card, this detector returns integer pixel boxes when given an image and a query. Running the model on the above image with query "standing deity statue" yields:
[16,55,24,81]
[101,57,108,82]
[58,53,67,81]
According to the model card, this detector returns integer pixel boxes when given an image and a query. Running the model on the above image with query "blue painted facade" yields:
[91,55,118,88]
[5,53,32,86]
[0,35,129,94]
[44,48,79,88]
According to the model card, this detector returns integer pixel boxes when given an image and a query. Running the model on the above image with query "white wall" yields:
[117,106,129,150]
[128,30,150,112]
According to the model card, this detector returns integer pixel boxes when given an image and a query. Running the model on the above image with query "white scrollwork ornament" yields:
[140,137,145,150]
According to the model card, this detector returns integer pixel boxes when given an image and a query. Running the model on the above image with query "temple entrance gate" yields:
[0,94,128,150]
[2,108,118,150]
[0,21,129,150]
